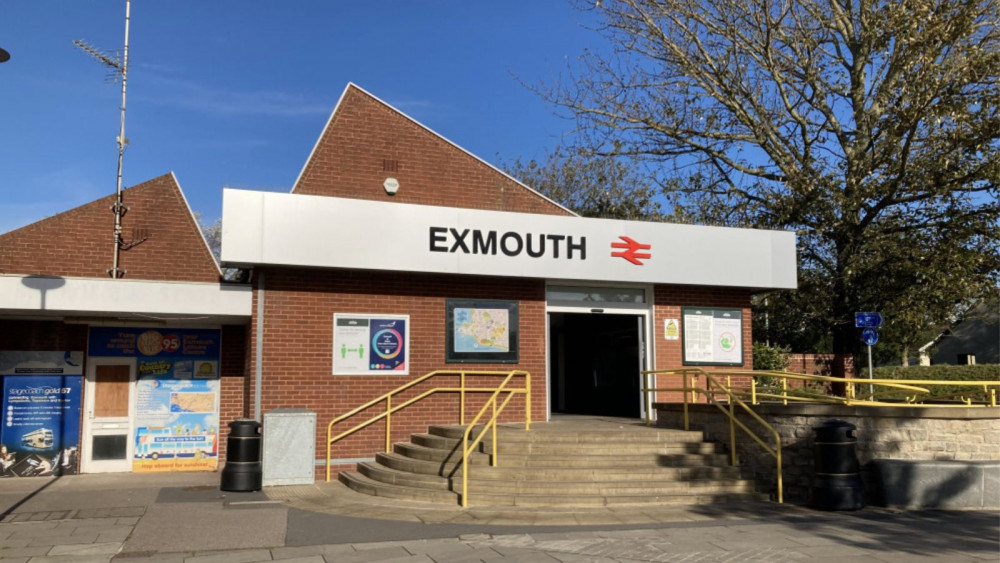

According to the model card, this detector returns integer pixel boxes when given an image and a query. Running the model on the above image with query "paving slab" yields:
[184,549,273,563]
[123,503,285,554]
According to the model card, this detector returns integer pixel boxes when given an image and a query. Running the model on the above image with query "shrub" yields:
[752,342,791,371]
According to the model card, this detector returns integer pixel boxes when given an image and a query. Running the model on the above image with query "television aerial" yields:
[74,0,132,279]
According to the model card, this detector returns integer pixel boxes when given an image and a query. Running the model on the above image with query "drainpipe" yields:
[254,271,264,421]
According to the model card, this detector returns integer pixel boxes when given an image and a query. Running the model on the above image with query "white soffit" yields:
[221,189,798,290]
[0,275,252,320]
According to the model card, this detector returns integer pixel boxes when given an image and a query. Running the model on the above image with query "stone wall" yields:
[654,403,1000,504]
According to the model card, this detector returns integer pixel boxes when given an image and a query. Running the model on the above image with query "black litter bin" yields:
[221,419,262,492]
[811,419,864,510]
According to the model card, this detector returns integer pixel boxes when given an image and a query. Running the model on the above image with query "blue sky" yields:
[0,2,604,234]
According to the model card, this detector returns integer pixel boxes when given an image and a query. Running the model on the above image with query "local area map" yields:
[454,308,509,352]
[170,393,215,413]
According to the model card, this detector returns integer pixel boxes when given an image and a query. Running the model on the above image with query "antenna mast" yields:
[75,0,131,279]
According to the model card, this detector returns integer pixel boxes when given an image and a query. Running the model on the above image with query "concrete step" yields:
[412,432,721,455]
[428,424,705,443]
[392,442,493,465]
[375,452,748,481]
[358,462,756,496]
[393,442,729,468]
[340,470,764,507]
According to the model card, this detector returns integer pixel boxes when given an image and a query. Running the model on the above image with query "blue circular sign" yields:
[862,327,879,346]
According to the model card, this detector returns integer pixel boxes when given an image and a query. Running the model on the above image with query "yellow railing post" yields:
[385,395,392,453]
[775,436,783,504]
[491,397,498,466]
[751,377,758,405]
[462,434,469,507]
[644,372,653,426]
[460,372,466,425]
[991,388,996,408]
[525,371,531,430]
[682,371,690,431]
[728,393,737,466]
[781,376,788,406]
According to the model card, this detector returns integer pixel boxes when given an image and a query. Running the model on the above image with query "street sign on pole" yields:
[855,312,884,328]
[862,327,879,346]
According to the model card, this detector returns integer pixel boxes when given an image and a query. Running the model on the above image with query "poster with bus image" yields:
[87,328,221,472]
[0,374,82,477]
[132,363,220,472]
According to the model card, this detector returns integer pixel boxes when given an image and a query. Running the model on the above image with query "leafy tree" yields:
[505,146,664,220]
[545,0,1000,359]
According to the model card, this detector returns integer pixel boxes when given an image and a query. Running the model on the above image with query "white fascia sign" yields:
[221,189,797,290]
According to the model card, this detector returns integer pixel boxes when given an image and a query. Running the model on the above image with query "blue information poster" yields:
[333,315,409,375]
[1,375,82,477]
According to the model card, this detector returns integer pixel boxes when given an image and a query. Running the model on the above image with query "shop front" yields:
[83,327,222,473]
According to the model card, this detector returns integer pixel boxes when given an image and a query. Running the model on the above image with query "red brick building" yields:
[0,83,796,478]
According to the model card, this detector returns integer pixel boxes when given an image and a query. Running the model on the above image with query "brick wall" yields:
[218,324,249,462]
[0,173,220,283]
[651,285,754,401]
[293,85,571,217]
[656,403,1000,503]
[249,267,545,469]
[787,353,856,378]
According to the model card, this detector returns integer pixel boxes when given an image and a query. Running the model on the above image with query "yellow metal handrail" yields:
[325,369,531,482]
[732,370,1000,408]
[643,368,784,504]
[460,370,530,507]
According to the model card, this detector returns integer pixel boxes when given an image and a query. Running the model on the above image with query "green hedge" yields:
[871,364,999,381]
[867,364,998,403]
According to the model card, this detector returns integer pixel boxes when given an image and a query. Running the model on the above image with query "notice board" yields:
[681,307,744,366]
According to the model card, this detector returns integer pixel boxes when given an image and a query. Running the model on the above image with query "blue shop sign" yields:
[88,327,220,359]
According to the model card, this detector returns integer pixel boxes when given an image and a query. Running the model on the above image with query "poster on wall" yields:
[681,307,744,366]
[1,374,82,477]
[333,315,409,375]
[445,299,519,363]
[88,328,221,472]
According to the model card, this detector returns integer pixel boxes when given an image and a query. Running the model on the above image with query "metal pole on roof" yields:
[74,0,130,279]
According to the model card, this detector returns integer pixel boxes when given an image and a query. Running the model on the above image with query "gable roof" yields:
[0,173,222,282]
[291,83,574,216]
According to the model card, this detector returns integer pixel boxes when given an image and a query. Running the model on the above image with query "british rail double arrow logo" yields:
[610,236,651,265]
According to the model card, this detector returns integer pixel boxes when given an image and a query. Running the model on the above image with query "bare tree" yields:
[548,0,1000,358]
[504,146,664,220]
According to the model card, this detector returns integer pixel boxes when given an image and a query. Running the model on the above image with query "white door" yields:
[82,359,134,473]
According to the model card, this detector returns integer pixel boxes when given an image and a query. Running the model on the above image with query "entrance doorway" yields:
[82,359,134,473]
[549,313,644,418]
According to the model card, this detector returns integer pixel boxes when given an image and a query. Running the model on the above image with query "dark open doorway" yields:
[549,312,643,418]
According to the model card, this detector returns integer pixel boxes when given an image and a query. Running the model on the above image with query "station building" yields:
[0,83,796,477]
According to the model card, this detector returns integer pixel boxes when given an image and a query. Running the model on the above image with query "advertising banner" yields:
[1,374,82,477]
[333,315,409,375]
[681,307,744,366]
[88,328,221,472]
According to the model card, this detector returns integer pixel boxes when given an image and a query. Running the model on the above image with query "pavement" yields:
[0,472,997,563]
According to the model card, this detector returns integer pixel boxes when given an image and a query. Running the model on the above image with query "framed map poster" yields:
[445,299,519,363]
[681,307,745,366]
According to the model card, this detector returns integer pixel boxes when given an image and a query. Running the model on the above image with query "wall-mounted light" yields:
[383,177,400,196]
